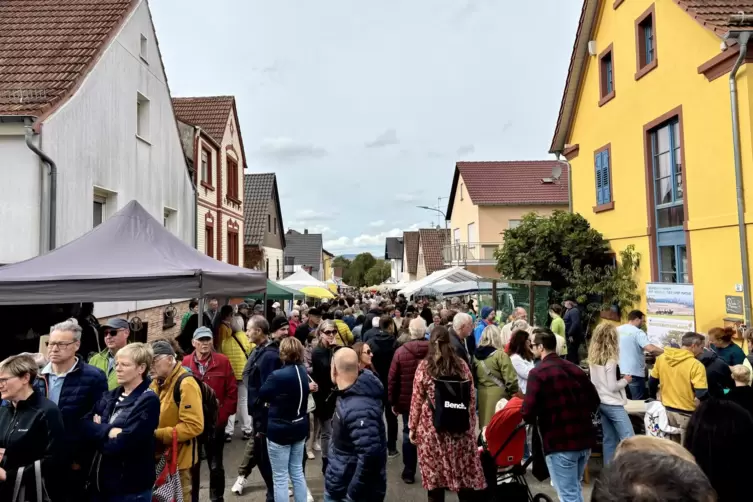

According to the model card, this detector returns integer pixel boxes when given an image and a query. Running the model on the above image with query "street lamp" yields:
[417,205,448,230]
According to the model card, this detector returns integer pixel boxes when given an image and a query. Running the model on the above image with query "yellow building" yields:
[322,249,334,281]
[550,0,753,332]
[445,161,569,277]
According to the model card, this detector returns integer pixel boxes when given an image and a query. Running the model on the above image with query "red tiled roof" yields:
[419,228,450,274]
[172,96,234,145]
[0,0,135,116]
[403,231,420,275]
[447,161,569,218]
[550,0,752,152]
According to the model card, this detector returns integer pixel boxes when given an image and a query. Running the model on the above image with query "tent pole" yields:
[198,273,205,327]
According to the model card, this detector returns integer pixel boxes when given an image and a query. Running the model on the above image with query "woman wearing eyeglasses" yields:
[307,320,338,474]
[352,342,376,373]
[0,354,67,502]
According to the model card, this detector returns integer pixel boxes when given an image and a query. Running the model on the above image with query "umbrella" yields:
[300,286,336,299]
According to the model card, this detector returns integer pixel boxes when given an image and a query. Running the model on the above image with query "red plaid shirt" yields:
[521,354,600,455]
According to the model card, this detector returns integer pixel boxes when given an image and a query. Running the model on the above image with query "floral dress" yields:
[409,360,487,492]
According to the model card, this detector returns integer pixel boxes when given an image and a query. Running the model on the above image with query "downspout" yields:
[555,153,573,213]
[25,122,57,251]
[729,30,753,324]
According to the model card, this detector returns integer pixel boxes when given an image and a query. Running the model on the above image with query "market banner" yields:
[646,283,695,347]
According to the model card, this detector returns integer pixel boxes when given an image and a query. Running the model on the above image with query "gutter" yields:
[23,121,57,251]
[725,28,753,325]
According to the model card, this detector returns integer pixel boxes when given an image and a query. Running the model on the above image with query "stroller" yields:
[479,397,553,502]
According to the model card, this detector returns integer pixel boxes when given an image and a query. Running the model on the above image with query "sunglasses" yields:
[321,329,338,336]
[364,350,373,356]
[104,329,121,337]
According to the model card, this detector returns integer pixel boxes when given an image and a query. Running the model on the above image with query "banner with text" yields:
[646,283,695,347]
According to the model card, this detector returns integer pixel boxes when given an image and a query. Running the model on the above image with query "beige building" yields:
[174,96,247,266]
[445,161,569,277]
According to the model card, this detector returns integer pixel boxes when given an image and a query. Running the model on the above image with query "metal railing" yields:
[442,242,501,265]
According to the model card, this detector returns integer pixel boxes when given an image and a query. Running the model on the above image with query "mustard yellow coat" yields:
[150,363,204,471]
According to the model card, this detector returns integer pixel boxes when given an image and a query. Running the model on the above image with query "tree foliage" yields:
[333,253,390,287]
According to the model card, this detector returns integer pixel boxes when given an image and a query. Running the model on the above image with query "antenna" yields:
[552,165,563,180]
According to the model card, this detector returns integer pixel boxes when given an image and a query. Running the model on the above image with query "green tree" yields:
[364,259,391,286]
[333,256,352,284]
[345,253,377,287]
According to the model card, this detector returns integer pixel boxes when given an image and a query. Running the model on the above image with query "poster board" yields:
[646,283,695,347]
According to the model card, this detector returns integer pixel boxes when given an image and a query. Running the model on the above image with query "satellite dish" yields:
[552,165,563,180]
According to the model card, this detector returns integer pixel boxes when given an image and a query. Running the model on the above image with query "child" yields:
[644,398,683,439]
[726,364,753,417]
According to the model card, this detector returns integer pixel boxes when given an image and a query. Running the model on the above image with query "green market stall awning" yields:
[246,280,301,300]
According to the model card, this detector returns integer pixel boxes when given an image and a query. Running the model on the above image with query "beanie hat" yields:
[270,316,290,333]
[152,340,176,357]
[481,306,494,320]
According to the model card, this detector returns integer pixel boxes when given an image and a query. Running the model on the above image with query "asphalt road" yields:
[196,423,597,501]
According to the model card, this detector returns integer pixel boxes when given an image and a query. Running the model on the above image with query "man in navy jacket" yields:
[38,318,108,501]
[325,348,387,502]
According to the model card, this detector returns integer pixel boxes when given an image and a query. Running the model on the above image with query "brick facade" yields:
[98,300,191,343]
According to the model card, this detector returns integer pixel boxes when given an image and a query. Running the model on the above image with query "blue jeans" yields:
[267,439,308,502]
[401,412,417,477]
[599,403,635,464]
[545,449,590,502]
[627,376,647,400]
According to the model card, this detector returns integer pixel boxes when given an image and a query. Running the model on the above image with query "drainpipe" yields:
[25,123,57,251]
[555,153,573,213]
[728,29,753,324]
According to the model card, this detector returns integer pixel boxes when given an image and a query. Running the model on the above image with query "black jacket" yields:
[310,345,337,420]
[449,327,474,369]
[420,307,433,328]
[564,307,583,341]
[0,390,66,502]
[362,309,382,339]
[726,385,753,417]
[364,329,397,392]
[80,379,160,496]
[246,340,283,431]
[258,364,309,445]
[697,349,734,398]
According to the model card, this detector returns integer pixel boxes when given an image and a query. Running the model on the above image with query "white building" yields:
[0,0,195,336]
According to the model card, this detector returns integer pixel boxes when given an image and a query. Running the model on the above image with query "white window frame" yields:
[163,207,177,234]
[139,34,148,63]
[509,219,522,229]
[93,186,117,228]
[136,92,151,142]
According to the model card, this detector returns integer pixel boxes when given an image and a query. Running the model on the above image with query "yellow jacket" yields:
[334,319,354,346]
[650,347,708,412]
[219,327,254,380]
[150,363,204,471]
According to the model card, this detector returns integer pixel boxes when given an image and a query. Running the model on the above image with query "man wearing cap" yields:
[183,327,237,502]
[150,339,204,501]
[89,318,131,390]
[295,307,321,345]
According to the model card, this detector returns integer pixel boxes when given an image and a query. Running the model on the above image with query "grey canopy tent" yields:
[0,200,266,304]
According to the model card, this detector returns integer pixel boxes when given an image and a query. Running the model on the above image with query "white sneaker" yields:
[231,476,247,495]
[313,442,321,451]
[307,449,315,460]
[289,488,293,497]
[307,488,314,502]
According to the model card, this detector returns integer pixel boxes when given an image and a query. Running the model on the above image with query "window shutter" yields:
[601,150,610,203]
[595,152,603,204]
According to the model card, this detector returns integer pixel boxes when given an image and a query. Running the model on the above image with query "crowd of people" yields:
[0,293,751,501]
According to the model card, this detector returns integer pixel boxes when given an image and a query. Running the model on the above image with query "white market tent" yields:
[415,280,509,297]
[0,200,266,305]
[398,266,481,298]
[278,269,328,291]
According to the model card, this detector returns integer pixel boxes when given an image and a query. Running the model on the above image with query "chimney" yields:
[304,228,308,234]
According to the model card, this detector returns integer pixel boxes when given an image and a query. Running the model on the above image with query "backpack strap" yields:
[230,332,250,358]
[173,373,191,407]
[479,356,507,390]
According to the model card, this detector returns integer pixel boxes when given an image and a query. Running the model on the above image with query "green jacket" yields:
[551,316,566,339]
[474,349,519,397]
[88,349,118,390]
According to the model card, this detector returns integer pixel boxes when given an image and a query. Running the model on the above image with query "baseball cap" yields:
[193,326,213,340]
[272,302,281,309]
[103,318,129,330]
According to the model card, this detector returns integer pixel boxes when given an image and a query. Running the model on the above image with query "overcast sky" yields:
[151,0,581,255]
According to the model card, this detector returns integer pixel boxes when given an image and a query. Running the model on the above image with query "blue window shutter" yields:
[595,153,603,204]
[602,150,611,203]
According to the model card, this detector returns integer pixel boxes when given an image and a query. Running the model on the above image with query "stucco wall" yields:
[264,246,284,281]
[448,173,480,244]
[478,204,566,242]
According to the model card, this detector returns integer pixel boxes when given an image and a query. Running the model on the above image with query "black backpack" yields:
[427,376,472,435]
[173,373,220,441]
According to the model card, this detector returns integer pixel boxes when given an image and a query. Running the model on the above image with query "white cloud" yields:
[257,137,327,161]
[287,223,335,235]
[294,209,333,221]
[456,144,475,156]
[369,220,386,228]
[324,224,423,251]
[394,193,419,203]
[365,128,399,148]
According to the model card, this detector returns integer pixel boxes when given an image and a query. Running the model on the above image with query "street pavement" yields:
[196,425,597,501]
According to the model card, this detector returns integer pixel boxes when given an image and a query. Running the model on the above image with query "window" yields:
[453,228,460,243]
[650,118,686,283]
[599,45,615,105]
[201,147,213,186]
[467,222,476,243]
[635,5,658,80]
[594,145,613,210]
[163,207,177,233]
[508,220,521,229]
[273,217,277,235]
[276,259,280,280]
[226,157,238,199]
[136,92,150,140]
[139,34,148,62]
[93,196,106,228]
[227,230,239,265]
[205,224,214,257]
[268,214,271,232]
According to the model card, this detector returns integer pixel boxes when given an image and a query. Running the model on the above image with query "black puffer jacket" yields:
[0,390,67,502]
[310,344,337,420]
[364,329,397,392]
[697,348,733,398]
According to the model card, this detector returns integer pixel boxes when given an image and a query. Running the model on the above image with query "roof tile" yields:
[0,0,134,115]
[456,161,569,206]
[403,231,420,275]
[419,228,450,274]
[284,230,323,271]
[172,96,234,144]
[243,173,275,246]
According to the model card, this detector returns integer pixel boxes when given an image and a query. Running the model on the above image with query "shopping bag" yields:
[153,429,183,502]
[11,460,50,502]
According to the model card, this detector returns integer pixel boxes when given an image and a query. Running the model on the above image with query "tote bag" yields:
[11,460,50,502]
[153,429,183,502]
[306,375,316,413]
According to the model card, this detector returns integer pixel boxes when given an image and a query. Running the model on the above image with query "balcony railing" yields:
[443,242,501,265]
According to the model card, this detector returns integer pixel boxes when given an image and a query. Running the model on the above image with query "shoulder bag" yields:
[153,428,184,502]
[306,374,316,413]
[478,353,507,389]
[230,332,250,358]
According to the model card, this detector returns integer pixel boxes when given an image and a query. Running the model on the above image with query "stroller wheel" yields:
[530,494,554,502]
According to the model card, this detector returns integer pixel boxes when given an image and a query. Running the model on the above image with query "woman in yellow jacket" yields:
[150,340,204,501]
[220,314,255,440]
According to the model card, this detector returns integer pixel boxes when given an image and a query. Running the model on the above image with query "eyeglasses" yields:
[104,329,121,337]
[0,375,19,386]
[364,350,372,356]
[48,340,77,350]
[321,329,338,336]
